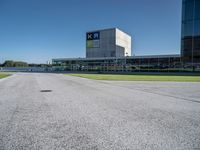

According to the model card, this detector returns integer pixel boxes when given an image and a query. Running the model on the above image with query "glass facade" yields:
[181,0,200,64]
[53,55,200,72]
[52,55,200,72]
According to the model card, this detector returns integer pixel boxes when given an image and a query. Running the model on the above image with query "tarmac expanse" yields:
[0,73,200,150]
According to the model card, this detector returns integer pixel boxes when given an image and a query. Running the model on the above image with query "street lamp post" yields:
[124,52,128,72]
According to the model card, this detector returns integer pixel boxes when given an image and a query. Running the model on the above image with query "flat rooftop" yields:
[53,54,180,61]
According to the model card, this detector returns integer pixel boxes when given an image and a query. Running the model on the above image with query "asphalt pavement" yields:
[0,73,200,150]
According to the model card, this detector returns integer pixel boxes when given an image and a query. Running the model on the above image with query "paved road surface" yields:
[0,73,200,150]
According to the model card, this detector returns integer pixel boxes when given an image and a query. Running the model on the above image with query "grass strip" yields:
[0,74,11,79]
[69,74,200,82]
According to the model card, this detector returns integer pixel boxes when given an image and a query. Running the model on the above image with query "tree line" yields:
[0,60,51,67]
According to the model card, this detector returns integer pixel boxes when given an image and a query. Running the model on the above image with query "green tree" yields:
[3,60,28,67]
[3,60,14,67]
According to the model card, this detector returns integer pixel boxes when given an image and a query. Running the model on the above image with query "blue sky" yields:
[0,0,182,63]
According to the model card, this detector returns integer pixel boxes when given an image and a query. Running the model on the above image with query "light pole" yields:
[125,52,128,72]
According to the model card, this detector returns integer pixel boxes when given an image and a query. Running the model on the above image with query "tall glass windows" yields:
[181,0,200,63]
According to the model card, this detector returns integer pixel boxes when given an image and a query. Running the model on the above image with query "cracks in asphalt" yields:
[136,89,200,104]
[65,76,200,104]
[99,81,200,104]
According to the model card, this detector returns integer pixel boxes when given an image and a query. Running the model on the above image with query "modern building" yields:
[181,0,200,64]
[86,28,131,58]
[52,54,181,72]
[52,0,200,72]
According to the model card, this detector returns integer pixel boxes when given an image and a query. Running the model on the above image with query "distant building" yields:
[181,0,200,63]
[86,28,131,58]
[52,0,200,72]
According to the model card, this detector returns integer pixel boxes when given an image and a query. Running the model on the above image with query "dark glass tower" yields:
[181,0,200,64]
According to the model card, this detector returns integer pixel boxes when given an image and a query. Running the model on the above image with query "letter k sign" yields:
[87,34,92,40]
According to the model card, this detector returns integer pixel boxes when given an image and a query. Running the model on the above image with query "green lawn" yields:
[69,74,200,82]
[0,74,11,79]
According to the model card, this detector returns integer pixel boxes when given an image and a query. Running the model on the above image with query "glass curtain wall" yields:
[181,0,200,64]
